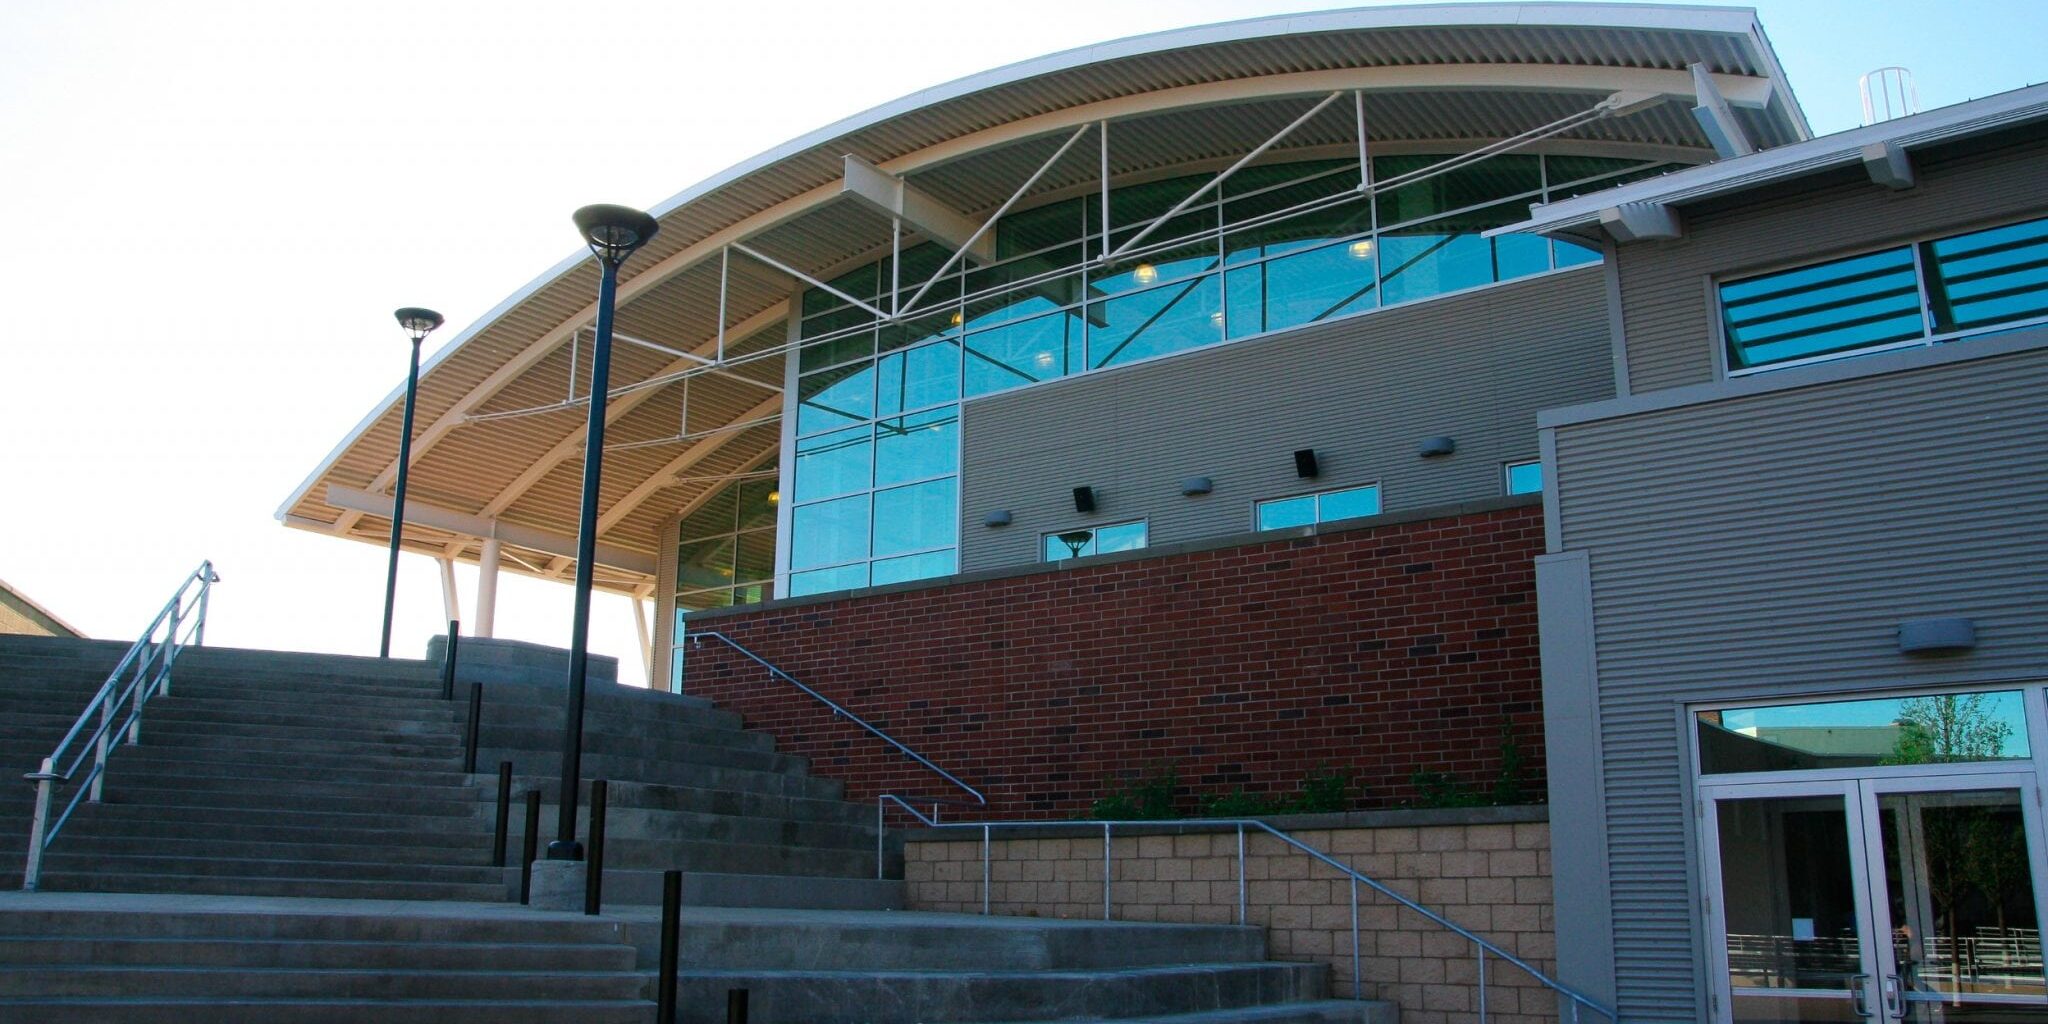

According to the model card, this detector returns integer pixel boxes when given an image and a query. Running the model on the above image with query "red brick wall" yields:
[683,503,1544,818]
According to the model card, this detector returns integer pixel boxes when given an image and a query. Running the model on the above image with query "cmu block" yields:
[683,504,1544,818]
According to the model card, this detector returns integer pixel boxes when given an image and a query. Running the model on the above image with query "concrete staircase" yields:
[0,633,1397,1022]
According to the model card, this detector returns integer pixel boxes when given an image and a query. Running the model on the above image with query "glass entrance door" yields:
[1863,776,2048,1022]
[1705,776,2048,1024]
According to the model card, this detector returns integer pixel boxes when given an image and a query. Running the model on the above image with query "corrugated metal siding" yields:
[1619,132,2048,393]
[1553,346,2048,1021]
[960,269,1610,571]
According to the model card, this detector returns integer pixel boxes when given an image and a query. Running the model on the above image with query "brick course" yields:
[684,504,1544,817]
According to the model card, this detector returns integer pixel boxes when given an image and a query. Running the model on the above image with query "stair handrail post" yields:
[88,682,115,803]
[193,561,215,647]
[491,761,513,867]
[22,758,55,891]
[463,681,483,775]
[584,778,609,916]
[439,620,460,701]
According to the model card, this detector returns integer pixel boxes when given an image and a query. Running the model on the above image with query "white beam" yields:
[841,155,996,264]
[475,538,502,637]
[1861,141,1916,190]
[324,484,657,576]
[632,597,653,686]
[596,394,784,534]
[1598,202,1683,242]
[438,558,461,627]
[1689,62,1756,159]
[477,301,791,519]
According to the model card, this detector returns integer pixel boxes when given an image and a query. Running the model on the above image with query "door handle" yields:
[1850,974,1874,1019]
[1883,975,1906,1020]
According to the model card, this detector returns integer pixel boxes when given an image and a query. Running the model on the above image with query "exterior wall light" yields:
[1898,617,1976,654]
[1180,476,1214,496]
[1293,449,1320,479]
[983,510,1013,527]
[1419,436,1457,458]
[1133,263,1158,284]
[379,306,444,659]
[1349,239,1374,259]
[1072,486,1097,513]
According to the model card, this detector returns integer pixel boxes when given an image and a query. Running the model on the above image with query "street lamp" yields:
[379,307,445,658]
[550,204,660,861]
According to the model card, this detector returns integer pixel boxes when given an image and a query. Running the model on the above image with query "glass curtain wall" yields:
[786,153,1672,597]
[669,470,777,689]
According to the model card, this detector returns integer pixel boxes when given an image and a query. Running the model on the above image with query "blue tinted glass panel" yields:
[1093,521,1146,554]
[1924,216,2048,334]
[793,425,870,503]
[1379,231,1496,305]
[876,339,960,417]
[1317,485,1381,523]
[788,563,869,598]
[870,549,956,587]
[676,536,735,593]
[796,320,873,372]
[1256,238,1377,333]
[1699,691,2031,774]
[874,408,958,487]
[1092,247,1218,297]
[789,494,870,570]
[1224,264,1265,338]
[734,530,774,586]
[796,363,874,435]
[871,478,957,557]
[1506,461,1543,495]
[1720,248,1923,369]
[1257,495,1316,531]
[1089,275,1223,369]
[1495,234,1552,281]
[1553,239,1601,269]
[964,311,1077,397]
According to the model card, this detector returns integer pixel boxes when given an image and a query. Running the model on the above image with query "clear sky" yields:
[2,1,2042,686]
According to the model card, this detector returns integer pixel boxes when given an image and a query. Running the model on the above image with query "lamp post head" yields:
[1057,530,1094,559]
[573,204,660,265]
[394,307,444,342]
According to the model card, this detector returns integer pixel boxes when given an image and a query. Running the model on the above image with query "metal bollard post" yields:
[657,870,681,1024]
[584,779,608,916]
[727,988,749,1023]
[491,762,513,867]
[440,621,460,701]
[519,790,542,905]
[463,681,482,775]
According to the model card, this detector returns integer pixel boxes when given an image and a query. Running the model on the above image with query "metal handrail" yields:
[880,804,1618,1023]
[686,630,984,806]
[21,560,218,890]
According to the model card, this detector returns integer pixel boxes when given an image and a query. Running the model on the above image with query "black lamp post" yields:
[550,204,660,861]
[380,307,445,658]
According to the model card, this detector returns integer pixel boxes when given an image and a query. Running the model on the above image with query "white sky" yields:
[3,1,2041,686]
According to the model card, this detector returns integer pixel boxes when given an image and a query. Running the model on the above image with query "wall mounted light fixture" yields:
[1072,486,1096,513]
[983,510,1013,528]
[1180,476,1214,496]
[1419,436,1456,458]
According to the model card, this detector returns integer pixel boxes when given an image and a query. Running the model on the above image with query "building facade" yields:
[285,4,2048,1020]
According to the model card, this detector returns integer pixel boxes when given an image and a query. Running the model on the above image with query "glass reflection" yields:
[1699,692,2031,775]
[1877,789,2045,1019]
[1717,795,1868,1019]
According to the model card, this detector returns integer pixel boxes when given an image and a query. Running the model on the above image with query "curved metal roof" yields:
[280,3,1808,595]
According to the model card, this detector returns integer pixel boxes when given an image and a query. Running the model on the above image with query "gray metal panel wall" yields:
[1552,345,2048,1021]
[1618,131,2048,392]
[958,270,1611,571]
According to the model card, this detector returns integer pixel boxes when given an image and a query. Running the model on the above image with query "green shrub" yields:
[1091,765,1180,820]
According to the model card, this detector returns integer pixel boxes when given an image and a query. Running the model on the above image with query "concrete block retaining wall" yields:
[905,807,1558,1024]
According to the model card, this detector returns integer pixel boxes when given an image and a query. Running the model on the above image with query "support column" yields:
[475,538,503,638]
[438,558,461,627]
[632,596,653,685]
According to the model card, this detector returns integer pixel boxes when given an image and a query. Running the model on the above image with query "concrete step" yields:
[28,852,503,886]
[510,779,873,829]
[0,816,488,852]
[644,913,1267,970]
[51,800,487,836]
[112,747,471,785]
[589,836,874,877]
[0,964,644,1000]
[484,741,814,783]
[600,870,905,910]
[126,731,463,761]
[16,833,496,868]
[0,997,654,1023]
[140,696,462,729]
[132,714,459,746]
[660,961,1326,1023]
[0,935,634,971]
[80,765,479,806]
[0,898,625,943]
[89,781,482,819]
[9,872,508,902]
[978,1003,1397,1024]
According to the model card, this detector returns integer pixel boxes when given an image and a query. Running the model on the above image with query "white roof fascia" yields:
[1490,82,2048,238]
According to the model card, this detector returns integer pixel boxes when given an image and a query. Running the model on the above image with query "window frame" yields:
[1040,519,1150,563]
[1252,481,1385,532]
[1503,459,1543,496]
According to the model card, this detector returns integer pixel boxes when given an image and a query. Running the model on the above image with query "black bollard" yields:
[491,761,513,867]
[462,681,482,774]
[584,779,608,916]
[657,869,681,1024]
[518,789,542,904]
[727,988,749,1023]
[439,621,460,700]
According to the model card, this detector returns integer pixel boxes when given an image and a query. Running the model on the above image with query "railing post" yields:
[1350,877,1362,1001]
[89,684,114,803]
[463,681,482,775]
[726,988,749,1023]
[491,761,513,867]
[981,825,991,916]
[1237,823,1247,925]
[440,620,460,701]
[657,869,681,1024]
[584,778,608,916]
[519,789,542,905]
[1478,947,1488,1023]
[875,799,885,881]
[1102,823,1112,921]
[194,566,212,647]
[23,758,54,891]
